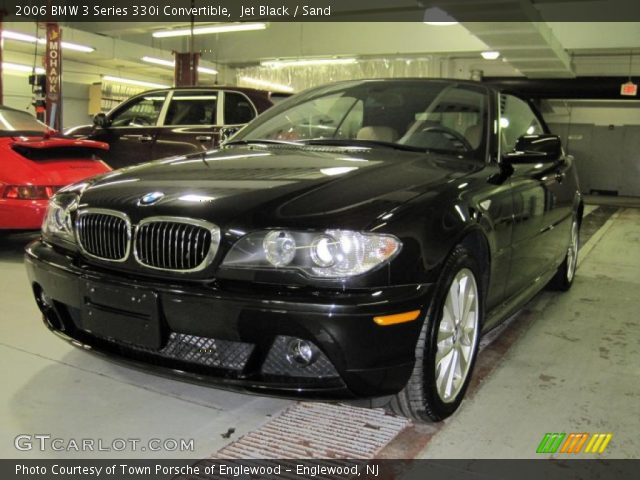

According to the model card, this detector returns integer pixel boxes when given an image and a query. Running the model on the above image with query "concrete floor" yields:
[0,233,292,459]
[1,206,638,459]
[414,207,640,459]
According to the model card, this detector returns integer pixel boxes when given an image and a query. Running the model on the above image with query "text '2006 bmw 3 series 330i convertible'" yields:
[25,79,582,421]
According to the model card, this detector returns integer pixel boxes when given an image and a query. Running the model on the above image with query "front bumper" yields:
[25,240,433,399]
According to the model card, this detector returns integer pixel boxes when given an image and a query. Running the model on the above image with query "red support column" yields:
[174,52,200,87]
[45,23,63,131]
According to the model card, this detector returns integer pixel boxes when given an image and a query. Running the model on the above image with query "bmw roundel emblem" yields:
[138,191,165,206]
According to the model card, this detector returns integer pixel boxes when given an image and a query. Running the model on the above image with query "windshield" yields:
[0,109,48,136]
[233,80,488,159]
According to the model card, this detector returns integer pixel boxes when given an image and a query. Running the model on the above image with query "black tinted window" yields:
[110,94,167,127]
[224,92,256,124]
[164,91,217,126]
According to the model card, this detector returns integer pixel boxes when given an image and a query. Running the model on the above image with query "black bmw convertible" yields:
[25,79,581,421]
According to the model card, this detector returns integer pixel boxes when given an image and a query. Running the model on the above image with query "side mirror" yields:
[503,134,563,164]
[93,112,110,129]
[219,126,241,145]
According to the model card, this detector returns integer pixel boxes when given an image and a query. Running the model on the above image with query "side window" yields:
[499,94,544,152]
[224,92,256,125]
[110,94,167,127]
[164,91,218,126]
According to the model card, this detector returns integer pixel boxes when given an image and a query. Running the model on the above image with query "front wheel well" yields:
[459,230,491,300]
[577,201,584,226]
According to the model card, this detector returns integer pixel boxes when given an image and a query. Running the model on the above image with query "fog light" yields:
[285,338,316,367]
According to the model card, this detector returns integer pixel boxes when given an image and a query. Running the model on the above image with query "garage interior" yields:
[1,2,639,462]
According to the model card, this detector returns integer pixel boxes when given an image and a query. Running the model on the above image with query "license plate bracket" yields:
[82,281,163,350]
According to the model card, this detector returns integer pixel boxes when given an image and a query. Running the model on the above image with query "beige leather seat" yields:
[356,126,399,143]
[464,124,483,149]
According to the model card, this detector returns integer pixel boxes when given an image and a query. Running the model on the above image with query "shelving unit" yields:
[88,81,149,115]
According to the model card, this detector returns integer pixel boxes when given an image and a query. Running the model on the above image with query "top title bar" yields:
[3,0,640,22]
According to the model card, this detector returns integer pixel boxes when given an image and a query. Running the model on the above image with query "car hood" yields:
[79,145,479,230]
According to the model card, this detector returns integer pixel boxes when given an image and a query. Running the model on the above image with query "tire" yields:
[547,217,579,292]
[388,245,484,422]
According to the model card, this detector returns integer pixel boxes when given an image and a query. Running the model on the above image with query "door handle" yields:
[555,171,565,183]
[139,135,154,143]
[196,135,213,142]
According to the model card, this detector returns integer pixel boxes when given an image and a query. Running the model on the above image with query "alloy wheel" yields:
[567,220,579,282]
[435,268,479,403]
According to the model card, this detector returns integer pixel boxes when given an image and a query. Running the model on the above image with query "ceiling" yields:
[1,2,639,89]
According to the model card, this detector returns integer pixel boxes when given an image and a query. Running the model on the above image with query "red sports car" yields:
[0,106,111,230]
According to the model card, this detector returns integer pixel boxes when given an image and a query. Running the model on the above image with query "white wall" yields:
[2,73,90,129]
[544,101,640,126]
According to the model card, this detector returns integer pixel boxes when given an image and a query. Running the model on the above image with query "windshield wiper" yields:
[223,139,304,147]
[298,138,427,153]
[225,137,433,154]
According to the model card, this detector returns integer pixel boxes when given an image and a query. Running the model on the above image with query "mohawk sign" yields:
[45,22,62,131]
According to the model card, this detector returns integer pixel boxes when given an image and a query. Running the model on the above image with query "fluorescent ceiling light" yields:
[423,7,457,25]
[141,56,219,75]
[52,41,96,53]
[103,75,169,89]
[142,56,175,67]
[239,76,294,93]
[1,30,94,52]
[153,23,266,38]
[2,31,38,42]
[261,58,357,68]
[423,21,458,26]
[3,62,45,74]
[481,51,501,60]
[197,66,219,75]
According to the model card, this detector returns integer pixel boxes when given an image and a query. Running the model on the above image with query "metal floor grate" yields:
[173,403,411,479]
[216,402,411,459]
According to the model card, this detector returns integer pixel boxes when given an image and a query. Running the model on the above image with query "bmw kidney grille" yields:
[76,210,220,272]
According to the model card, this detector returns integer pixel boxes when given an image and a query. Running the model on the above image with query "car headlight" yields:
[222,230,401,278]
[42,193,79,246]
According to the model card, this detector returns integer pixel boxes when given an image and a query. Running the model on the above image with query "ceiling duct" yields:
[422,0,575,78]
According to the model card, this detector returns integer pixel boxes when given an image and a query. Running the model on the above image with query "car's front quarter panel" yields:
[377,163,515,313]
